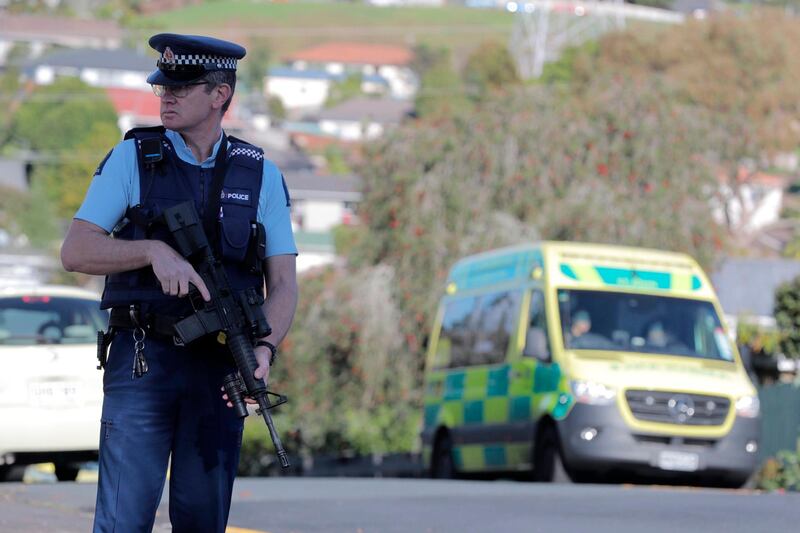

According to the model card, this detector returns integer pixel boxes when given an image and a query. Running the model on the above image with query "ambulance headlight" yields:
[735,395,760,418]
[571,380,616,405]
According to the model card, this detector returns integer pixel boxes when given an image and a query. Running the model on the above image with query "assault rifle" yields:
[163,201,290,468]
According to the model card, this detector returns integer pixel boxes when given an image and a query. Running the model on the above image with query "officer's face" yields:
[159,81,218,131]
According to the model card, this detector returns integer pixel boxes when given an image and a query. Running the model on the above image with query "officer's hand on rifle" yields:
[221,342,272,407]
[147,240,211,301]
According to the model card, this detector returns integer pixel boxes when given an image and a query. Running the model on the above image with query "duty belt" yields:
[108,306,184,345]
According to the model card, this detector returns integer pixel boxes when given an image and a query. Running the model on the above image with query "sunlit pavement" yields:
[1,473,797,533]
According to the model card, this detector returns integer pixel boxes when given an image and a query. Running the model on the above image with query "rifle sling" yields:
[204,134,229,254]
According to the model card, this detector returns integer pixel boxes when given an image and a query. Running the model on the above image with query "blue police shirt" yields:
[75,129,297,258]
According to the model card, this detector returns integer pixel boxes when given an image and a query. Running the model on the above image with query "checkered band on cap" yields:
[161,53,238,70]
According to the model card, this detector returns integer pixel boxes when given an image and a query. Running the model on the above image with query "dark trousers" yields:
[93,331,244,533]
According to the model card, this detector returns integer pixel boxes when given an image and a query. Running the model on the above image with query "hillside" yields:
[130,1,515,60]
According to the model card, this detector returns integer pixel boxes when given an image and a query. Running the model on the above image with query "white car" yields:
[0,285,107,481]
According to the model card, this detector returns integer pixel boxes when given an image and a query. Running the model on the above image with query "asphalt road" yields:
[0,477,797,533]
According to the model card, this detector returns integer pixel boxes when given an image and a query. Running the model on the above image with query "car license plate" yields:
[29,382,81,407]
[657,451,699,472]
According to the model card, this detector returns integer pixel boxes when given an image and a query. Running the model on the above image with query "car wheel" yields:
[0,465,26,482]
[431,433,456,479]
[54,463,80,482]
[533,424,570,483]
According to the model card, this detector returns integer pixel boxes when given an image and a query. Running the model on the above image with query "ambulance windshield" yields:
[557,289,734,362]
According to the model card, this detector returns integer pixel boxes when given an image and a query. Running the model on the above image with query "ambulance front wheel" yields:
[533,424,571,483]
[431,432,456,479]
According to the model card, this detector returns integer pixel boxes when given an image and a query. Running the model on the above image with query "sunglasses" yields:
[152,81,209,98]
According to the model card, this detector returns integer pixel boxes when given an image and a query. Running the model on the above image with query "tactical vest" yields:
[100,127,266,315]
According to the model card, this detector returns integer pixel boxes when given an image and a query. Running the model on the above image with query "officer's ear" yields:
[211,83,232,111]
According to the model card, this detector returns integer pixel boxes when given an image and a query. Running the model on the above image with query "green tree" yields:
[267,95,286,122]
[0,182,59,248]
[775,276,800,359]
[414,62,472,119]
[9,78,119,218]
[274,265,419,454]
[325,73,364,108]
[627,0,673,8]
[409,43,450,80]
[33,121,122,219]
[461,40,520,99]
[241,38,272,94]
[355,78,727,379]
[11,77,118,153]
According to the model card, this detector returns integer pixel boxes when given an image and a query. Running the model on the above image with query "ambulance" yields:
[421,242,760,486]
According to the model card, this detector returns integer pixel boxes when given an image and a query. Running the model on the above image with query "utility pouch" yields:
[96,327,116,370]
[245,221,267,274]
[219,217,251,264]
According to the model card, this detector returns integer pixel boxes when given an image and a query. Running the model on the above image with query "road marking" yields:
[226,528,271,533]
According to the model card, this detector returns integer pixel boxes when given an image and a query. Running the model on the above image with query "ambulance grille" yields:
[625,390,730,426]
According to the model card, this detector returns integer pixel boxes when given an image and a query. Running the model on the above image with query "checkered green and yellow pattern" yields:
[422,361,574,472]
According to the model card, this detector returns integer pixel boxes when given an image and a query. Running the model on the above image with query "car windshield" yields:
[557,289,734,362]
[0,295,107,346]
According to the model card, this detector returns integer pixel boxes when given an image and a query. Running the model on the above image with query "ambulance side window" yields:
[469,290,522,366]
[435,296,480,370]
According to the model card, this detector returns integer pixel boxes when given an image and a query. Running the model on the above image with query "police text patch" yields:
[220,188,252,205]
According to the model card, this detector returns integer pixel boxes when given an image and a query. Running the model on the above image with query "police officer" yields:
[60,33,298,532]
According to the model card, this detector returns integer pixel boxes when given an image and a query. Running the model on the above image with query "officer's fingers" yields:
[254,364,269,381]
[168,278,179,296]
[189,272,211,301]
[178,277,190,298]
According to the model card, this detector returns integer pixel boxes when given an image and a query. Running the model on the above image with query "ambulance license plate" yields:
[657,451,699,472]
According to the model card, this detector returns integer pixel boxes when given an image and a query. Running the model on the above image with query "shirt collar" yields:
[165,129,224,168]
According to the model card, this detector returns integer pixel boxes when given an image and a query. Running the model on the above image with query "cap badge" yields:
[162,46,175,65]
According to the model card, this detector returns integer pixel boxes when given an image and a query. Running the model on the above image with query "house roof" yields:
[268,67,387,86]
[711,258,800,318]
[670,0,723,15]
[0,14,123,42]
[105,87,161,121]
[284,171,362,201]
[316,97,412,124]
[26,48,155,73]
[288,42,413,66]
[263,147,315,172]
[269,67,343,81]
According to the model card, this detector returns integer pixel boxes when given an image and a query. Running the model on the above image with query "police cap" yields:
[147,33,246,86]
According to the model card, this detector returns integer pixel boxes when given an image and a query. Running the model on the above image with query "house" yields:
[712,171,786,236]
[285,42,417,100]
[0,14,123,66]
[711,258,800,330]
[316,97,413,142]
[0,159,29,191]
[23,47,154,90]
[711,257,800,376]
[283,171,362,272]
[105,87,162,132]
[265,67,390,113]
[670,0,725,19]
[23,48,255,132]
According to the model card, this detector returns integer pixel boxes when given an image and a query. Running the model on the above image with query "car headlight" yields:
[735,395,760,418]
[571,380,616,405]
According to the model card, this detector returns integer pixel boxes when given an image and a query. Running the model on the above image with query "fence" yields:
[759,383,800,460]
